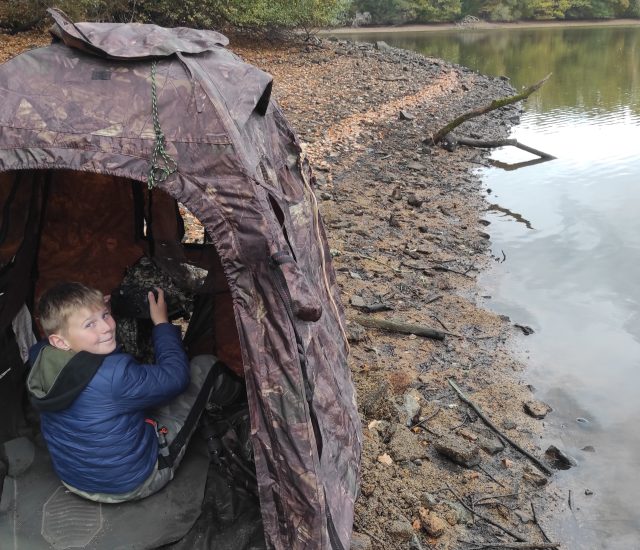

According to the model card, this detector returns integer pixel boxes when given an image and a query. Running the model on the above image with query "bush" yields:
[1,1,131,32]
[0,0,349,34]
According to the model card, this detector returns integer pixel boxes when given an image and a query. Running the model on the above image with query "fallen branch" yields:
[352,315,447,340]
[410,407,441,429]
[446,483,527,542]
[463,543,560,549]
[428,74,552,144]
[530,502,552,543]
[448,379,553,476]
[457,137,556,160]
[475,464,507,489]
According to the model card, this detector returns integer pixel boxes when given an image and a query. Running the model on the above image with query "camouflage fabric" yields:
[0,10,361,550]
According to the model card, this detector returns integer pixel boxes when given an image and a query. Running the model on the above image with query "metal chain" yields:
[148,60,178,189]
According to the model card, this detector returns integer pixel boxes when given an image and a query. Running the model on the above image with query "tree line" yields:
[354,0,640,24]
[1,0,638,34]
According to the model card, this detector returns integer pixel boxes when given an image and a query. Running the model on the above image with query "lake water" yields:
[335,25,640,549]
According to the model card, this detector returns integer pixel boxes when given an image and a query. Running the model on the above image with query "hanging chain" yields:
[147,60,178,189]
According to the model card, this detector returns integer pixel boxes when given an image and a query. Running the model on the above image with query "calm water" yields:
[337,25,640,549]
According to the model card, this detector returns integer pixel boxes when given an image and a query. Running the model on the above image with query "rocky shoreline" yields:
[2,32,561,550]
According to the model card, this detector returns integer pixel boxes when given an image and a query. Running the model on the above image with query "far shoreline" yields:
[321,18,640,34]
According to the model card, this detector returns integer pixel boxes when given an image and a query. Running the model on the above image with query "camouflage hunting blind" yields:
[0,9,361,550]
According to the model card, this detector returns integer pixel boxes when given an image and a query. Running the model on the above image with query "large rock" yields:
[524,400,553,419]
[433,435,481,468]
[387,519,415,541]
[388,424,429,462]
[546,445,577,469]
[419,508,447,537]
[400,389,422,426]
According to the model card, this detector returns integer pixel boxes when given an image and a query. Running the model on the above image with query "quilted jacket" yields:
[26,323,189,494]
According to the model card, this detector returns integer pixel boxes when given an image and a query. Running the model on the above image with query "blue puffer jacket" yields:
[26,323,190,494]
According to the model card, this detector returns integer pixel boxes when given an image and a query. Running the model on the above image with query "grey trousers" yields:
[63,355,218,503]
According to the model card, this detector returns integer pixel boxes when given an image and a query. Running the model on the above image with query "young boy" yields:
[26,282,222,503]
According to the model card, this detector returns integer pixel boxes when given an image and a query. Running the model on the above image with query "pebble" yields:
[406,161,427,171]
[477,433,505,455]
[524,400,553,419]
[522,464,548,487]
[420,492,438,508]
[513,509,533,524]
[545,445,578,469]
[401,389,422,426]
[387,520,414,541]
[407,194,424,207]
[418,508,447,537]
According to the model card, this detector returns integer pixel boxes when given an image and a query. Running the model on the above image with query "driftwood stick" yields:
[464,543,560,549]
[448,379,553,476]
[410,407,441,429]
[457,137,556,160]
[530,502,552,543]
[476,464,507,489]
[429,73,552,144]
[352,315,447,340]
[446,483,527,542]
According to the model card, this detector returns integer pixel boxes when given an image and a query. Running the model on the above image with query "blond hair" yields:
[38,282,105,336]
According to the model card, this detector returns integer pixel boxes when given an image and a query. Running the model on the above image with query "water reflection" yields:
[343,26,640,112]
[338,25,640,548]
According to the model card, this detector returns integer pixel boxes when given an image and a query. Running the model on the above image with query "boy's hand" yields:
[148,288,169,325]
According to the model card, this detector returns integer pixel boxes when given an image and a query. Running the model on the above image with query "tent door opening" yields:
[0,168,265,550]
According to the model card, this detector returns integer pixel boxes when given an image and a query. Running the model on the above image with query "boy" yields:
[26,282,224,503]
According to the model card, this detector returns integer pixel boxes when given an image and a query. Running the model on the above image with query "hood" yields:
[27,345,106,412]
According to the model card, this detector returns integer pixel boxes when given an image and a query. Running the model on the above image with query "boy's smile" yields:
[55,307,117,355]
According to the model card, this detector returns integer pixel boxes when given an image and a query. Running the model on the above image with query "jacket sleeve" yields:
[110,323,190,410]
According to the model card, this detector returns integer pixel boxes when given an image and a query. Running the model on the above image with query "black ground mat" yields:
[164,464,266,550]
[0,437,210,549]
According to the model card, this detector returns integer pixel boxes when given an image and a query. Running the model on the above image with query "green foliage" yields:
[351,0,419,25]
[414,0,463,22]
[1,0,130,32]
[0,0,348,33]
[355,0,640,23]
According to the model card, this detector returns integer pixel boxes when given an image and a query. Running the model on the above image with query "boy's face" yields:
[50,306,117,355]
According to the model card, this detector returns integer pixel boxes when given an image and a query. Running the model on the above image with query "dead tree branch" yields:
[463,543,560,549]
[457,137,556,160]
[446,483,527,542]
[448,379,553,475]
[428,74,552,145]
[352,315,447,340]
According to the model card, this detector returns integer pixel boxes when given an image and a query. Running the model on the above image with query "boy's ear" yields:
[48,333,71,351]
